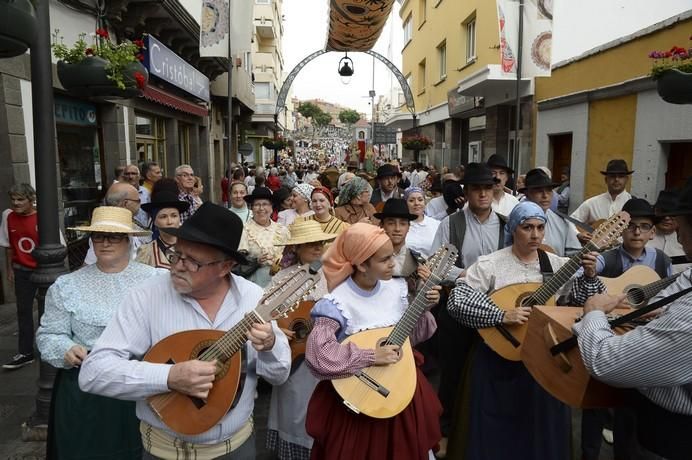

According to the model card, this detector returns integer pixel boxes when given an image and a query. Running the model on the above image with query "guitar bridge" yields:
[354,371,390,397]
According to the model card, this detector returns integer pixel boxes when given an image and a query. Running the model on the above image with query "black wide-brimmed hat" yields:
[141,189,190,215]
[375,164,400,179]
[657,178,692,216]
[373,198,417,221]
[486,154,514,174]
[519,168,560,193]
[654,190,678,214]
[622,198,661,224]
[162,202,248,264]
[461,163,501,186]
[244,186,273,204]
[600,159,634,175]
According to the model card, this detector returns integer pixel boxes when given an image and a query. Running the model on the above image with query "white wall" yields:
[536,102,589,212]
[49,0,99,63]
[19,80,35,187]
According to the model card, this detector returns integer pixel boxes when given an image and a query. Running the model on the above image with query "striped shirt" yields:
[574,268,692,415]
[79,273,291,444]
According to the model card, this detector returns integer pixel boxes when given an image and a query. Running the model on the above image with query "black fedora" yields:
[657,178,692,216]
[141,189,190,215]
[622,198,661,223]
[375,164,400,180]
[600,159,634,175]
[244,186,273,204]
[519,168,560,193]
[460,163,500,186]
[162,202,248,264]
[486,154,514,174]
[654,190,678,215]
[373,198,416,221]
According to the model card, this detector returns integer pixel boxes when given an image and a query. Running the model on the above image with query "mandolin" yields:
[599,265,681,308]
[478,212,630,361]
[143,262,322,435]
[277,300,315,365]
[332,244,458,418]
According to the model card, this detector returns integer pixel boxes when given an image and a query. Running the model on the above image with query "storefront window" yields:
[54,97,103,244]
[136,113,167,173]
[179,124,190,165]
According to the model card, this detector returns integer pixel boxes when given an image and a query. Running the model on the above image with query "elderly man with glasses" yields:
[175,164,201,223]
[79,203,291,459]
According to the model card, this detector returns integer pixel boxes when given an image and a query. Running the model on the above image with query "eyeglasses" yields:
[91,233,128,244]
[124,172,140,176]
[123,198,141,204]
[165,250,229,272]
[176,172,194,178]
[251,202,272,208]
[626,223,654,233]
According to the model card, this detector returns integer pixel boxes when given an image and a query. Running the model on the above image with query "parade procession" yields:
[0,0,691,459]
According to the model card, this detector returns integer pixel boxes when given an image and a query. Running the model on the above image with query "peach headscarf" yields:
[322,222,390,291]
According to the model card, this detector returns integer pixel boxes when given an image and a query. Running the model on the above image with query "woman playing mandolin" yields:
[445,201,605,459]
[266,219,334,460]
[304,223,442,459]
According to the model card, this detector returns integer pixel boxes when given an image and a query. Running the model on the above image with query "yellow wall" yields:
[400,0,500,113]
[535,18,692,103]
[584,95,637,197]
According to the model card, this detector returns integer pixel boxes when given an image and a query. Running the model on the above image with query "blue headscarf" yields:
[505,201,546,246]
[404,186,424,200]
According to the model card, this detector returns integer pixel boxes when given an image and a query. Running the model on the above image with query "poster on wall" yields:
[497,0,554,77]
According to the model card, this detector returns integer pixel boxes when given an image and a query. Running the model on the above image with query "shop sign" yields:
[54,97,97,126]
[447,89,482,116]
[144,35,210,102]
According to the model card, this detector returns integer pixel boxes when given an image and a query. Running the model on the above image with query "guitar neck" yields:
[203,311,263,361]
[386,276,438,347]
[531,243,598,305]
[640,272,682,300]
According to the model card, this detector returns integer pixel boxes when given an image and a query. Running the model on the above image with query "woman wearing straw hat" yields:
[266,219,334,460]
[136,179,190,269]
[309,186,350,235]
[36,206,160,459]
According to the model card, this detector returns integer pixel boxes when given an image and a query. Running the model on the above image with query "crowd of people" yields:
[1,153,690,460]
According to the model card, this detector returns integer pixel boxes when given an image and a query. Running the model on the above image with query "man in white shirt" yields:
[80,203,290,458]
[571,159,633,244]
[651,190,690,273]
[486,154,519,217]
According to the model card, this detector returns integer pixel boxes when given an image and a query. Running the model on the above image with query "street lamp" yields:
[338,52,354,85]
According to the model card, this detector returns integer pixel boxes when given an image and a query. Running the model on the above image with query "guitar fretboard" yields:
[199,311,263,362]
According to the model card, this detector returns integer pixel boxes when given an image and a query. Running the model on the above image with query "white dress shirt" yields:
[491,192,519,217]
[79,273,291,444]
[406,216,441,259]
[570,191,631,225]
[425,196,448,221]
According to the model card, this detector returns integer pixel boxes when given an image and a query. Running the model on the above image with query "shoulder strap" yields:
[554,209,595,233]
[537,248,554,283]
[497,213,507,249]
[448,212,466,267]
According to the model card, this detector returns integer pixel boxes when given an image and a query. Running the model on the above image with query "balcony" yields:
[254,17,276,39]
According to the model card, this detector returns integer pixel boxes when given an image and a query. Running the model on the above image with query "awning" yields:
[142,86,208,117]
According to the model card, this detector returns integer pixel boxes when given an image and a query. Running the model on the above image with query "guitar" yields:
[478,212,630,361]
[277,300,315,364]
[332,244,458,419]
[599,265,681,308]
[143,262,322,435]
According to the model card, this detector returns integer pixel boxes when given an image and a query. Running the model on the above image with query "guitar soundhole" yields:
[627,287,646,307]
[191,340,232,380]
[518,293,537,308]
[290,318,314,342]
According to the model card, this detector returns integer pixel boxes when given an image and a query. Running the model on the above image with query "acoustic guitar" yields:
[143,262,322,435]
[477,212,630,361]
[332,244,458,419]
[277,300,315,364]
[599,265,681,308]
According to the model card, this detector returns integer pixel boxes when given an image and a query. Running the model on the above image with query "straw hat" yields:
[69,206,151,236]
[278,219,337,246]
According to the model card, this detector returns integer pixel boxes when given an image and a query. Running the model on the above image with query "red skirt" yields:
[306,357,442,460]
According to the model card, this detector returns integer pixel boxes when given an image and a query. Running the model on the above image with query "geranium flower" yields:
[134,72,146,89]
[95,28,109,39]
[85,48,94,56]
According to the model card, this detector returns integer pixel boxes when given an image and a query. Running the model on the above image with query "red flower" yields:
[134,72,146,89]
[136,53,144,62]
[85,48,94,56]
[133,39,145,48]
[95,28,109,39]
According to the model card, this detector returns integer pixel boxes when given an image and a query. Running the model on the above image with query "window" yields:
[405,73,413,94]
[465,17,476,62]
[438,42,447,80]
[255,82,271,99]
[419,0,426,24]
[403,15,413,44]
[135,114,166,173]
[418,59,426,92]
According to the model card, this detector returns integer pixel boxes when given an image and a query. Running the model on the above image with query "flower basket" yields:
[262,139,287,150]
[57,57,148,98]
[0,0,36,58]
[401,135,432,151]
[656,68,692,105]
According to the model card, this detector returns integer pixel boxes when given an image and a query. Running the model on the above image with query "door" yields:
[549,133,573,179]
[666,142,692,190]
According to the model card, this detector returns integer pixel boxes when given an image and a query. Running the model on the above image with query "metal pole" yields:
[227,7,235,167]
[513,0,524,192]
[24,0,68,439]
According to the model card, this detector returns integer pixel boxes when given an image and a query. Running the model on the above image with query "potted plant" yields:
[52,28,148,98]
[262,137,287,151]
[0,0,36,58]
[649,38,692,105]
[402,134,432,163]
